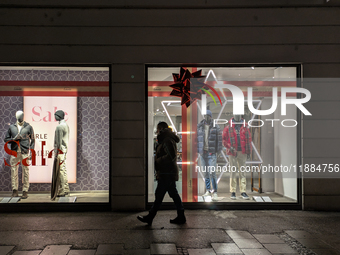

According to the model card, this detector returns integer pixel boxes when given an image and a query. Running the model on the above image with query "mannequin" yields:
[197,110,222,201]
[4,110,35,199]
[54,110,70,197]
[222,114,252,200]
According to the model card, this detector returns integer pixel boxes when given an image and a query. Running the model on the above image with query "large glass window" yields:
[148,66,300,205]
[0,66,109,204]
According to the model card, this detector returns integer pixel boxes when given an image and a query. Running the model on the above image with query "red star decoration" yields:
[169,67,208,107]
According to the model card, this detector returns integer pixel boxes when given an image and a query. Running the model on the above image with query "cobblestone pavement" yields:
[0,210,339,255]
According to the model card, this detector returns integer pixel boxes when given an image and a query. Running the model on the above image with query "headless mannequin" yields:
[222,114,252,200]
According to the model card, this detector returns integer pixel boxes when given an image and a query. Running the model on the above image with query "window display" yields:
[148,66,300,205]
[0,66,110,204]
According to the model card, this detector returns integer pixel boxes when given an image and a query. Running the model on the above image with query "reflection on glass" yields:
[0,66,110,204]
[148,66,298,204]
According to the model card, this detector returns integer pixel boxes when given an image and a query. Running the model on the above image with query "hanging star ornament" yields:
[169,67,208,107]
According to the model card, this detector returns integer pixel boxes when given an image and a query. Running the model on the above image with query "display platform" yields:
[148,191,296,203]
[0,191,109,203]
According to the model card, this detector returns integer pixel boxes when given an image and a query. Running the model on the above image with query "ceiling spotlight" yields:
[251,67,255,69]
[167,102,171,106]
[156,109,159,111]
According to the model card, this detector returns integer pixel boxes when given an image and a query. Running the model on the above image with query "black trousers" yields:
[150,179,184,215]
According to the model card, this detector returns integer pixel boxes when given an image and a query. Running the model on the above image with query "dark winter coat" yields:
[4,122,35,154]
[155,128,180,181]
[197,120,222,154]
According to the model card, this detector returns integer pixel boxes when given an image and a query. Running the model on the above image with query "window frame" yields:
[145,63,303,210]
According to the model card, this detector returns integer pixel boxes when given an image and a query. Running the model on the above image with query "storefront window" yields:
[148,66,300,204]
[0,66,109,204]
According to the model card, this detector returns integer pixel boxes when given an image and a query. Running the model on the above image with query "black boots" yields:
[137,212,156,226]
[138,210,186,225]
[170,210,186,224]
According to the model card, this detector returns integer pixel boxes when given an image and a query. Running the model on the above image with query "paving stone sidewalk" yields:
[0,210,339,255]
[1,230,339,255]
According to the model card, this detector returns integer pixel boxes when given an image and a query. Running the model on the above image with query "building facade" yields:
[0,1,339,211]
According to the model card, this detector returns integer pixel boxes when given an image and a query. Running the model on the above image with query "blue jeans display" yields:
[200,152,218,192]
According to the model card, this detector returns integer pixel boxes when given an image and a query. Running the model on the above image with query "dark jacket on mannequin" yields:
[155,128,180,181]
[4,122,35,154]
[197,120,222,155]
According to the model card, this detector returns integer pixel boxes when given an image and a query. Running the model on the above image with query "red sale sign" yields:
[23,97,77,183]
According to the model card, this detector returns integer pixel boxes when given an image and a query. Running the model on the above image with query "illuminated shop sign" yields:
[208,84,311,116]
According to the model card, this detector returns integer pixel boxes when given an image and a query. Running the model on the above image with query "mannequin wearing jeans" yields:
[222,115,252,200]
[54,110,70,197]
[201,151,217,197]
[197,110,222,201]
[4,110,35,199]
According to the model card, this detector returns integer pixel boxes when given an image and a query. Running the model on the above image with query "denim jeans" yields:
[150,179,184,215]
[200,152,218,192]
